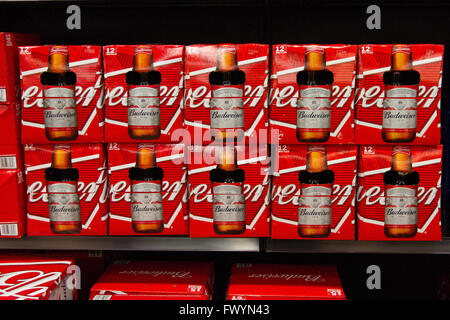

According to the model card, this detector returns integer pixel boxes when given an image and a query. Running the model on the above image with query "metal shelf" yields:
[266,239,450,255]
[0,237,260,252]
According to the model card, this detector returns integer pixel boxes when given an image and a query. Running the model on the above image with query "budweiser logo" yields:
[118,270,192,278]
[272,183,353,206]
[357,185,439,205]
[0,270,62,300]
[110,180,185,202]
[248,273,324,282]
[270,85,353,108]
[355,85,439,109]
[22,75,104,109]
[27,169,108,203]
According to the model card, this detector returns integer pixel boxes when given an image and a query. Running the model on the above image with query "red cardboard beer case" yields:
[227,263,346,300]
[271,144,356,240]
[187,144,270,237]
[24,143,108,236]
[355,44,443,145]
[0,170,26,238]
[357,145,442,241]
[0,256,77,300]
[19,45,104,143]
[103,45,184,143]
[108,143,188,235]
[269,44,357,145]
[184,44,269,145]
[89,261,214,300]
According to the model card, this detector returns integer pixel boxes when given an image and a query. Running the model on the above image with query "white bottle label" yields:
[298,185,332,226]
[382,87,417,129]
[127,86,160,128]
[212,183,245,223]
[47,182,81,222]
[43,87,77,129]
[131,181,163,223]
[210,87,244,129]
[297,86,331,130]
[385,186,418,226]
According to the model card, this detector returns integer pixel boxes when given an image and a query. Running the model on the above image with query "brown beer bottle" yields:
[382,45,420,143]
[383,146,420,238]
[41,46,78,141]
[296,46,333,142]
[126,46,162,140]
[298,145,334,237]
[45,145,81,234]
[209,45,245,142]
[129,144,164,233]
[210,146,246,234]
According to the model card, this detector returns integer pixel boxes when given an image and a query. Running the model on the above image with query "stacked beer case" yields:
[355,44,443,241]
[0,33,39,238]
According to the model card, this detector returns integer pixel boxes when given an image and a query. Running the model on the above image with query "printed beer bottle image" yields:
[128,144,164,233]
[296,46,334,142]
[40,46,78,141]
[126,46,162,140]
[382,45,420,143]
[383,146,420,237]
[44,145,81,234]
[209,45,246,142]
[298,145,334,237]
[210,146,246,234]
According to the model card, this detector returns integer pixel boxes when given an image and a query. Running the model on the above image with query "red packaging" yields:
[0,168,26,238]
[187,144,270,237]
[227,263,346,300]
[269,44,356,145]
[184,44,269,145]
[355,44,443,145]
[357,145,442,240]
[108,143,188,235]
[103,45,184,143]
[271,144,356,240]
[0,256,77,300]
[89,261,214,300]
[24,143,108,236]
[19,45,104,143]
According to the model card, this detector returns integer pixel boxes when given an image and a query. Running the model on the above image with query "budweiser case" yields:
[271,145,357,240]
[24,144,108,236]
[355,44,443,145]
[188,144,270,237]
[19,45,104,143]
[103,45,184,143]
[184,44,269,145]
[0,256,77,300]
[108,143,188,235]
[89,261,214,300]
[270,44,357,145]
[357,145,442,241]
[227,263,346,300]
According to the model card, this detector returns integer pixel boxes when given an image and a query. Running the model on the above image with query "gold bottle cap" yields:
[136,143,156,169]
[391,44,412,71]
[217,45,238,72]
[306,145,327,173]
[305,45,326,71]
[133,45,153,72]
[392,146,412,172]
[48,46,69,73]
[52,144,72,169]
[217,146,238,171]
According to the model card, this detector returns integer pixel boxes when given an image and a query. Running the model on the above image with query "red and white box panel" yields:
[271,144,357,240]
[187,144,270,237]
[269,44,357,145]
[354,44,443,145]
[19,45,104,143]
[184,44,269,145]
[227,263,346,300]
[24,143,108,236]
[89,260,214,300]
[108,143,188,235]
[103,45,184,143]
[357,145,442,241]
